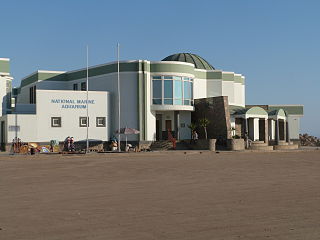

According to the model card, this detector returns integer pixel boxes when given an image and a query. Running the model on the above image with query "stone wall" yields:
[192,96,231,140]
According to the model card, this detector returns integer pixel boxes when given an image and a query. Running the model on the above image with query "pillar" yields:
[174,111,180,140]
[275,119,280,144]
[264,118,268,144]
[286,120,290,142]
[283,120,286,142]
[253,118,259,141]
[244,118,248,135]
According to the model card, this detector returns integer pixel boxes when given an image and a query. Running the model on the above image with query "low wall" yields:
[189,139,216,151]
[226,139,245,151]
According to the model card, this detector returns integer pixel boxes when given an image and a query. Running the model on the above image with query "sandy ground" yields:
[1,150,320,240]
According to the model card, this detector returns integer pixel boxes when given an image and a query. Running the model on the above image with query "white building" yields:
[0,53,303,150]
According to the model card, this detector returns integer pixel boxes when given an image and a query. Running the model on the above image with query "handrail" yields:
[167,131,176,150]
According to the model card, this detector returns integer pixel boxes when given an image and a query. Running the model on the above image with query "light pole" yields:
[86,45,89,153]
[117,43,121,152]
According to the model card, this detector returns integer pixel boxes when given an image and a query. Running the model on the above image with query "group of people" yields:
[11,137,23,153]
[64,136,75,152]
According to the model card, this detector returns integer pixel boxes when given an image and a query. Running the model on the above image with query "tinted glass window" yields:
[152,80,162,99]
[164,80,173,98]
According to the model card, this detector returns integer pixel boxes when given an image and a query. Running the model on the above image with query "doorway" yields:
[165,120,172,132]
[0,121,5,151]
[156,114,162,140]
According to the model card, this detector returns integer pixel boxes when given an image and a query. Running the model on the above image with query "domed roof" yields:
[162,53,215,70]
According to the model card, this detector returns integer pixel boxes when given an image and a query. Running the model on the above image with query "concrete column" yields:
[275,119,280,144]
[271,120,275,140]
[253,118,259,141]
[264,118,268,144]
[283,120,286,142]
[248,118,254,140]
[174,111,180,140]
[244,118,248,135]
[286,120,290,143]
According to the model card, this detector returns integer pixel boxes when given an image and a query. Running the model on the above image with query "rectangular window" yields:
[184,81,191,99]
[79,117,89,127]
[184,100,191,105]
[164,76,173,80]
[164,80,173,98]
[174,99,183,105]
[73,83,78,91]
[29,87,33,104]
[174,80,182,99]
[33,86,36,104]
[96,117,106,127]
[51,117,61,127]
[152,99,162,105]
[29,86,36,104]
[152,76,162,80]
[152,80,162,99]
[81,82,87,91]
[164,99,173,105]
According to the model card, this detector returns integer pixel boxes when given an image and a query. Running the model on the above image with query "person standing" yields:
[191,130,198,144]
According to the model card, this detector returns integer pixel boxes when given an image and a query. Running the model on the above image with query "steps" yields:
[150,141,173,151]
[274,143,299,150]
[249,141,274,151]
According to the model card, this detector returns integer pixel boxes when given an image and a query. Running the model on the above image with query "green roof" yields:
[269,105,303,115]
[162,53,215,70]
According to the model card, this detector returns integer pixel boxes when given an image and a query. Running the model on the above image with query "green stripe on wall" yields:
[222,72,234,81]
[0,60,10,73]
[150,63,195,75]
[20,62,140,88]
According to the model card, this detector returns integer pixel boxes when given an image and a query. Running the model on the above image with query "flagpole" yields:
[86,45,89,153]
[117,43,121,152]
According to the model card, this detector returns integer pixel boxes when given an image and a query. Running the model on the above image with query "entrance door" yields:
[0,121,5,151]
[156,120,160,140]
[156,114,162,140]
[165,120,172,132]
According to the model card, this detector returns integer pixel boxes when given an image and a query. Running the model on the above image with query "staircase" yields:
[249,141,274,151]
[150,141,173,151]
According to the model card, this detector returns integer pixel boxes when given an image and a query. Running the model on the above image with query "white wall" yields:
[222,81,235,104]
[193,78,207,99]
[287,115,301,140]
[207,79,222,98]
[0,75,12,116]
[36,90,110,142]
[179,111,191,139]
[88,72,139,141]
[6,114,38,142]
[234,83,244,107]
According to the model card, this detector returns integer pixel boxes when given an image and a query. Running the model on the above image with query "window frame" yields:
[79,117,89,127]
[96,117,106,127]
[152,75,193,106]
[81,82,87,91]
[51,117,62,127]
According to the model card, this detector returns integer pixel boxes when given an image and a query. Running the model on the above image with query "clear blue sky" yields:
[1,0,319,136]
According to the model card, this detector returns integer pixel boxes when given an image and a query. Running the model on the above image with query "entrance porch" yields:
[155,111,191,141]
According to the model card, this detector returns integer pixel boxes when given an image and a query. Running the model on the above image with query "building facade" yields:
[0,53,303,149]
